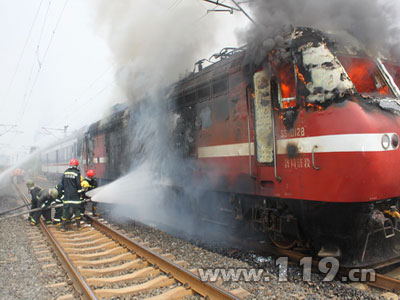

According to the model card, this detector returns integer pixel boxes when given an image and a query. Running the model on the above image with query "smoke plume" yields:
[89,0,239,246]
[95,0,227,102]
[241,0,400,58]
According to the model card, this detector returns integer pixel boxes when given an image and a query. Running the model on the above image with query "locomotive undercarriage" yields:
[231,194,400,267]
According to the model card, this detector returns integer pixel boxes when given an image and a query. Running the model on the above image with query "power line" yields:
[19,0,69,126]
[3,0,44,101]
[36,0,52,68]
[201,0,255,24]
[42,64,115,128]
[17,0,52,125]
[63,82,116,126]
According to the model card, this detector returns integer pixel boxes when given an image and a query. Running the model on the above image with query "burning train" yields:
[42,27,400,266]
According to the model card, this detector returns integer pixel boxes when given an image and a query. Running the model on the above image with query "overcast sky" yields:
[0,0,249,161]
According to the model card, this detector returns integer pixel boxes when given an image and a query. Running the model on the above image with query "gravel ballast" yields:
[102,211,386,300]
[0,182,75,300]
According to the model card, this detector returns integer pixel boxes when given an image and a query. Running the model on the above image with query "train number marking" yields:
[280,127,305,138]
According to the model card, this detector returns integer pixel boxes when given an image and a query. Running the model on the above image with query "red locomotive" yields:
[43,27,400,266]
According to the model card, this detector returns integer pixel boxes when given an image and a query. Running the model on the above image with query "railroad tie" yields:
[161,253,176,261]
[93,275,175,298]
[55,232,104,243]
[45,282,68,288]
[63,241,119,253]
[230,287,252,298]
[37,256,53,262]
[73,252,136,267]
[68,246,126,261]
[86,266,160,286]
[143,286,193,300]
[79,258,147,276]
[42,263,57,269]
[56,294,75,300]
[61,237,109,248]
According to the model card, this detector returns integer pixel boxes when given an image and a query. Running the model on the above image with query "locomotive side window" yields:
[195,102,212,130]
[253,70,274,163]
[197,84,210,102]
[278,63,296,109]
[213,97,230,122]
[185,89,196,105]
[212,75,228,96]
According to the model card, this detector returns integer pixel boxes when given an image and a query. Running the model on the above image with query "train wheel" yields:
[269,232,297,249]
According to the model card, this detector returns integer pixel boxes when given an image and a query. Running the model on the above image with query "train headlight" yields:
[392,134,399,149]
[382,134,390,149]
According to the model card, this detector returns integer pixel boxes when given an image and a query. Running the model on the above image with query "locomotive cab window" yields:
[339,56,393,98]
[277,62,296,109]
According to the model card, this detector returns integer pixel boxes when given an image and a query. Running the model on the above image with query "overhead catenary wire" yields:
[42,63,115,129]
[3,0,44,101]
[17,0,52,125]
[36,0,53,68]
[62,81,116,126]
[18,0,69,127]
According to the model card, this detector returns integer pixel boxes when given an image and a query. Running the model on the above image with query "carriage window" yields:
[278,63,296,109]
[339,57,393,98]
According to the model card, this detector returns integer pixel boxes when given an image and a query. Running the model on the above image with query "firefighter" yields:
[26,180,42,222]
[61,158,82,231]
[53,182,64,225]
[80,180,90,217]
[85,169,99,216]
[30,188,58,226]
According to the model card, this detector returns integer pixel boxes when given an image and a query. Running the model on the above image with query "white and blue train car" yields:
[41,138,81,180]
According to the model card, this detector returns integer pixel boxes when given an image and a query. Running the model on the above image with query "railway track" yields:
[16,184,248,300]
[15,181,400,297]
[249,240,400,295]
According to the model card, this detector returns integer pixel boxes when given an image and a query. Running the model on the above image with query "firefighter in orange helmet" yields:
[85,169,99,216]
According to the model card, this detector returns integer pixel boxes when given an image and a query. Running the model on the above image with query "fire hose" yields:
[0,200,91,222]
[0,203,32,216]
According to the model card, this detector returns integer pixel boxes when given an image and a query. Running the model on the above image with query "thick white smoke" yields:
[95,0,229,101]
[89,1,239,244]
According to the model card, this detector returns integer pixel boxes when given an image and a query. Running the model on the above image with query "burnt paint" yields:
[286,143,298,158]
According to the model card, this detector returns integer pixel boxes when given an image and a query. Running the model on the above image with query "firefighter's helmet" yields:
[86,169,95,178]
[49,188,59,199]
[81,180,89,190]
[26,180,34,188]
[70,159,79,167]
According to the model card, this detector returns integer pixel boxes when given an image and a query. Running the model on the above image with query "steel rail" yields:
[16,182,400,295]
[367,273,400,292]
[15,184,97,300]
[39,219,98,300]
[87,215,241,300]
[254,240,400,292]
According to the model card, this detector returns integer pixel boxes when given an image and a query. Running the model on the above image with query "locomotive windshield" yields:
[383,61,400,89]
[278,63,296,109]
[339,56,393,98]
